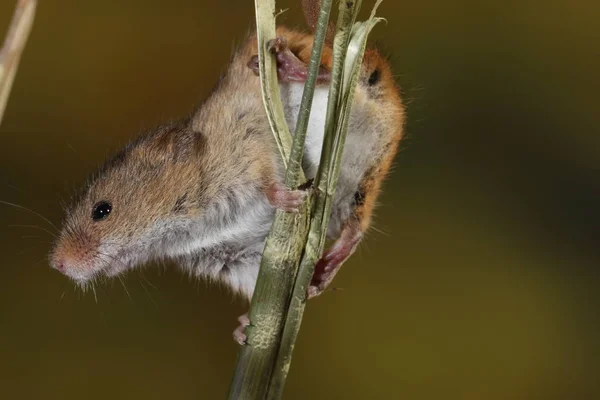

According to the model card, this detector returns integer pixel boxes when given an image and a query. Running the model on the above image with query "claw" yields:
[266,37,288,53]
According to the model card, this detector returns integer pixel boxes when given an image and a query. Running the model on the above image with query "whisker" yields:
[8,224,58,239]
[0,200,58,231]
[118,275,133,303]
[98,285,110,303]
[92,283,98,304]
[5,183,26,195]
[59,291,66,302]
[34,257,49,266]
[65,141,79,156]
[140,281,159,309]
[369,225,390,237]
[16,245,43,259]
[96,251,128,269]
[140,271,158,290]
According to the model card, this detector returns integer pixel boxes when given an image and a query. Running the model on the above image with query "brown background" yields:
[0,0,598,399]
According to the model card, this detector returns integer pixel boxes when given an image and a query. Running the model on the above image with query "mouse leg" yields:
[247,37,330,83]
[307,218,362,299]
[264,182,307,213]
[308,156,395,298]
[233,313,250,345]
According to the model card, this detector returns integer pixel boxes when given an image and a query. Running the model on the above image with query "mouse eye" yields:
[92,201,112,221]
[368,68,380,86]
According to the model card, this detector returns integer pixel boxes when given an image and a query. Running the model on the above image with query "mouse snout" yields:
[50,257,67,274]
[49,253,96,283]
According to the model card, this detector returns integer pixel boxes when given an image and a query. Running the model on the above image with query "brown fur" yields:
[51,11,405,300]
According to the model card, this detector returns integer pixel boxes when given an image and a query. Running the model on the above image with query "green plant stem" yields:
[284,0,333,186]
[266,2,360,397]
[263,0,333,397]
[269,1,385,397]
[250,0,294,169]
[0,0,37,125]
[227,204,310,400]
[228,0,384,398]
[228,0,312,398]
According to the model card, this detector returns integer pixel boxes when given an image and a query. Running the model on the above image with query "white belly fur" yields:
[280,83,329,178]
[280,82,375,237]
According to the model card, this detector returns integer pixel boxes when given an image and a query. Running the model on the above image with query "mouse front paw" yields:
[265,182,307,213]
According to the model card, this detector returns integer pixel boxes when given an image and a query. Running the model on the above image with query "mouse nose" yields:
[51,258,66,273]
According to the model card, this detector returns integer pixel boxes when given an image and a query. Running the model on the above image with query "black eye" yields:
[368,68,380,86]
[92,201,112,221]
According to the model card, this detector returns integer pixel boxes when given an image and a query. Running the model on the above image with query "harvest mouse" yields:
[49,0,404,343]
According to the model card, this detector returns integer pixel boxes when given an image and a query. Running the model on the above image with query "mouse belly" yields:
[177,241,264,300]
[280,82,329,178]
[280,82,373,237]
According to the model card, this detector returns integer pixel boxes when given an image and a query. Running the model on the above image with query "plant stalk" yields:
[283,0,333,186]
[0,0,37,125]
[228,0,384,398]
[268,1,385,397]
[228,0,313,398]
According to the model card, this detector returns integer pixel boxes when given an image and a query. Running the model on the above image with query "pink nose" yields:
[52,259,66,273]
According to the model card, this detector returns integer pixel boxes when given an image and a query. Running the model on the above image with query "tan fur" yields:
[50,16,405,300]
[51,33,281,292]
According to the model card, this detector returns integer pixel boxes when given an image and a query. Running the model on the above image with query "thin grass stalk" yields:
[228,0,313,397]
[0,0,37,125]
[268,1,385,396]
[284,0,333,185]
[267,1,360,395]
[250,0,295,168]
[229,0,383,397]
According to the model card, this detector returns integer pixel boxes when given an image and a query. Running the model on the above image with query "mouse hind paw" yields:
[233,313,250,346]
[308,221,363,299]
[248,36,331,83]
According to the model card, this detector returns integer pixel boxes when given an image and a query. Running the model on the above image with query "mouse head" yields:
[50,121,205,286]
[359,48,396,98]
[358,48,405,129]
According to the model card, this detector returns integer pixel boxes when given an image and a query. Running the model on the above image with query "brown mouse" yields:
[50,39,303,297]
[49,1,404,342]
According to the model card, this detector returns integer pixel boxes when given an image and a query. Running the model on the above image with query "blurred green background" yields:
[1,0,598,399]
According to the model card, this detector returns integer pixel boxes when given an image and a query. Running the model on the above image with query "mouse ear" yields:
[301,0,319,30]
[140,121,199,163]
[301,0,336,45]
